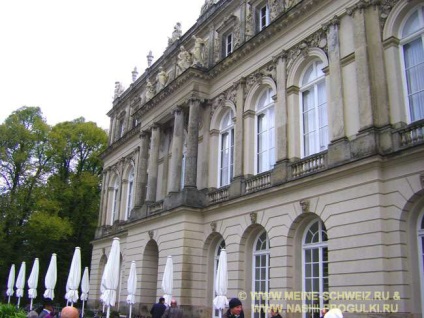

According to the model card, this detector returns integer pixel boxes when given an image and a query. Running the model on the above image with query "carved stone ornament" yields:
[210,221,217,232]
[250,212,257,224]
[300,200,310,213]
[148,230,154,239]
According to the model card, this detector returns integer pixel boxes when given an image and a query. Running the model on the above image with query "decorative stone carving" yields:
[191,35,208,67]
[200,0,216,16]
[156,66,169,92]
[250,212,257,224]
[176,45,192,76]
[246,3,254,39]
[145,79,155,101]
[300,200,310,213]
[210,221,217,232]
[270,0,283,21]
[148,230,154,239]
[210,93,226,118]
[131,67,138,83]
[114,81,125,99]
[168,22,182,46]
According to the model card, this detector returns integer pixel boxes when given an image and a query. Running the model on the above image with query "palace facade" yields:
[89,0,424,317]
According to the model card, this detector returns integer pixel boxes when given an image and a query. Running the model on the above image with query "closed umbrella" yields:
[161,255,173,306]
[44,253,57,300]
[27,258,40,310]
[100,237,121,318]
[213,248,228,318]
[80,267,90,318]
[15,261,26,307]
[65,247,82,305]
[6,264,15,304]
[127,261,137,318]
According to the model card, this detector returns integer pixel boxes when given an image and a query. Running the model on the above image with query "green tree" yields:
[0,109,107,304]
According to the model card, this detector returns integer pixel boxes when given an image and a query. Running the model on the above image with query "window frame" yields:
[399,5,424,123]
[218,110,235,187]
[111,178,119,225]
[252,231,270,318]
[125,167,134,221]
[255,88,275,174]
[257,3,270,31]
[299,60,328,158]
[302,219,328,318]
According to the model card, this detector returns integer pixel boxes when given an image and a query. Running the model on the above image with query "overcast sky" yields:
[0,0,203,129]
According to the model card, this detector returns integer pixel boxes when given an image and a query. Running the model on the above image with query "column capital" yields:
[272,49,288,64]
[322,15,340,31]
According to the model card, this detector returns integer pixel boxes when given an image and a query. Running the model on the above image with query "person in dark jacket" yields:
[151,297,167,318]
[223,298,244,318]
[38,299,54,318]
[161,299,183,318]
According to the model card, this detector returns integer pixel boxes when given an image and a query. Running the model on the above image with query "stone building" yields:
[89,0,424,317]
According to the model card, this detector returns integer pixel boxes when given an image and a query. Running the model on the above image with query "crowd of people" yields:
[25,296,342,318]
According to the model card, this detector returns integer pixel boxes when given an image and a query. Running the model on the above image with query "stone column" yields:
[351,8,373,130]
[168,107,185,193]
[146,124,161,202]
[98,170,109,226]
[184,98,201,188]
[234,79,245,178]
[199,103,211,190]
[326,17,346,141]
[274,52,288,162]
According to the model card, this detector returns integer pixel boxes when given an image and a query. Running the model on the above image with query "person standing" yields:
[38,299,54,318]
[151,297,167,318]
[161,299,183,318]
[224,298,244,318]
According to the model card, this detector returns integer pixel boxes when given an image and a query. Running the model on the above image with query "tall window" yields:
[111,178,119,225]
[257,4,270,31]
[303,220,328,318]
[401,6,424,122]
[223,32,233,57]
[213,239,226,318]
[125,167,134,221]
[219,110,235,187]
[256,88,275,173]
[118,118,125,138]
[301,60,328,157]
[252,231,270,318]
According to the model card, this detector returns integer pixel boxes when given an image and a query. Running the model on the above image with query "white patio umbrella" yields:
[161,255,173,306]
[213,248,228,318]
[6,264,15,304]
[127,261,138,318]
[44,253,57,300]
[100,237,121,318]
[65,247,82,305]
[27,258,40,310]
[80,267,90,318]
[15,261,26,307]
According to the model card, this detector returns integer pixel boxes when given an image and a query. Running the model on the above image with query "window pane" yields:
[402,11,419,37]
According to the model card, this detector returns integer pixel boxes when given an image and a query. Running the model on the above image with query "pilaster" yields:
[146,124,161,202]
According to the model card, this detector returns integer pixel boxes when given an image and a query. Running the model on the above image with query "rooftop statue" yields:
[176,45,192,76]
[114,81,125,99]
[168,22,182,46]
[200,0,215,15]
[156,66,169,91]
[145,79,155,101]
[191,35,207,67]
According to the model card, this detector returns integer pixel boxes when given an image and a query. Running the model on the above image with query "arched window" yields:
[219,110,235,187]
[125,167,134,221]
[401,5,424,122]
[302,220,328,318]
[256,88,275,173]
[111,178,119,225]
[300,60,328,157]
[252,231,270,318]
[213,239,226,318]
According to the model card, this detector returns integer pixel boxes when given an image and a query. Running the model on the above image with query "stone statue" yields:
[191,35,207,67]
[168,22,182,46]
[200,0,215,15]
[176,45,192,76]
[156,66,169,91]
[114,81,125,99]
[145,79,155,101]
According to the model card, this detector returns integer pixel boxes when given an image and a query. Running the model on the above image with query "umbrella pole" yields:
[129,304,132,318]
[219,309,222,318]
[8,296,10,304]
[106,306,111,318]
[30,298,33,310]
[17,297,21,307]
[82,301,85,318]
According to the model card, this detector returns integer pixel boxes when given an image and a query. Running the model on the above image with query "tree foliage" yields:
[0,107,107,305]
